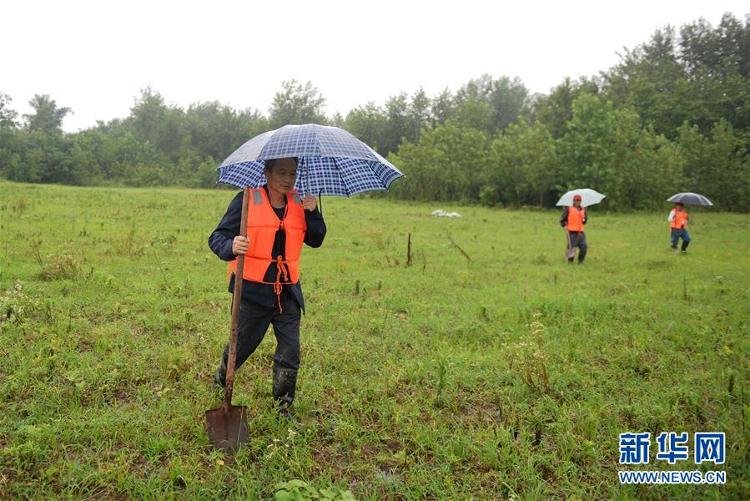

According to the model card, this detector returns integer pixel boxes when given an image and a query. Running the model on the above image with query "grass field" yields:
[0,180,748,499]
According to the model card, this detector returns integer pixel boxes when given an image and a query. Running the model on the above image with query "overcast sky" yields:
[2,0,747,132]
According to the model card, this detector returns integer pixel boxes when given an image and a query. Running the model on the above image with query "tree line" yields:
[0,13,747,210]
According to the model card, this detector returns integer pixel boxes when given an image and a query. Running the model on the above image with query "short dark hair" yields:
[265,157,299,171]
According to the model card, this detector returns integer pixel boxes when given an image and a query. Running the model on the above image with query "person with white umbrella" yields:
[556,189,605,264]
[559,194,588,264]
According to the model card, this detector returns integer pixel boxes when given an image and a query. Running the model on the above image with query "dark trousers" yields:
[567,231,587,263]
[222,291,301,371]
[670,228,691,251]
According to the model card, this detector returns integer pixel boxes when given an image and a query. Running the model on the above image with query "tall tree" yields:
[532,77,600,138]
[604,26,692,138]
[679,14,750,132]
[269,80,327,128]
[0,93,18,128]
[408,87,432,138]
[454,75,529,134]
[128,87,185,156]
[344,103,389,155]
[678,120,749,211]
[0,93,21,180]
[384,93,412,153]
[430,88,455,125]
[487,76,529,131]
[183,101,267,160]
[24,94,71,134]
[557,94,620,201]
[487,120,557,207]
[388,122,490,202]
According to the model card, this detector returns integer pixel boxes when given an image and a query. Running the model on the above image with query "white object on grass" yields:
[431,209,462,218]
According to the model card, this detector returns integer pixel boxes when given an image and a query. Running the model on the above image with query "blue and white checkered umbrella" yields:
[217,124,403,196]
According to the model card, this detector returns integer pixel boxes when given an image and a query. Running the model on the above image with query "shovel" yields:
[206,188,250,452]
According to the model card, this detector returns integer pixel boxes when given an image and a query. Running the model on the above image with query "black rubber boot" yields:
[272,365,298,417]
[213,354,227,388]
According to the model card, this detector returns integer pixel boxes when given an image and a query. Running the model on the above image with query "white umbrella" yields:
[556,188,606,208]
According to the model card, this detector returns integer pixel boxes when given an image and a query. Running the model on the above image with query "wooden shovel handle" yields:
[224,188,249,406]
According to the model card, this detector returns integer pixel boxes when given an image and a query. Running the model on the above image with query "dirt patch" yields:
[309,444,345,476]
[77,339,94,352]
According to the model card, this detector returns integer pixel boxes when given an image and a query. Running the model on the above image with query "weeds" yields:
[39,254,82,281]
[111,228,145,256]
[12,197,28,215]
[0,282,38,325]
[519,312,550,394]
[274,479,355,500]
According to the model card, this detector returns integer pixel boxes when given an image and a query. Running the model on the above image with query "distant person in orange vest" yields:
[668,202,690,253]
[560,194,588,264]
[208,157,326,416]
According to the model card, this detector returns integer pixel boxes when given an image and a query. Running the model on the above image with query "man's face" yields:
[265,158,297,194]
[573,199,582,207]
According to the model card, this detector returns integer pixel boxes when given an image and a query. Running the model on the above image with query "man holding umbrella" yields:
[665,192,714,255]
[668,202,690,253]
[560,194,588,264]
[205,125,402,432]
[209,157,326,416]
[556,188,605,264]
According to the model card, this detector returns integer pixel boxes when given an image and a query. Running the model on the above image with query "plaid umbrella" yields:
[217,124,403,195]
[667,192,713,206]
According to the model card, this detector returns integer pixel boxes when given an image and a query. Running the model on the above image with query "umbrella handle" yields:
[301,157,307,196]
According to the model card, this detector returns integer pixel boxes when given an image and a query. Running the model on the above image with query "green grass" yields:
[0,180,748,499]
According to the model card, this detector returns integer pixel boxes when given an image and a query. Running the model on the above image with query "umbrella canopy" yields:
[217,124,403,196]
[667,192,713,206]
[555,188,606,208]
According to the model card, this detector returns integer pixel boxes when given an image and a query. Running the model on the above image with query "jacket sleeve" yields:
[559,207,569,228]
[668,209,675,222]
[208,191,243,262]
[304,207,326,248]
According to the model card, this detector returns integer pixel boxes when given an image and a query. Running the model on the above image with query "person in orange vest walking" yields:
[208,157,326,416]
[559,194,588,264]
[668,202,690,253]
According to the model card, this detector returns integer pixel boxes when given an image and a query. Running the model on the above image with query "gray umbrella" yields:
[667,192,714,206]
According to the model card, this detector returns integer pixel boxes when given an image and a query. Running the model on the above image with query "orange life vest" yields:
[227,188,307,306]
[566,206,586,232]
[670,209,688,229]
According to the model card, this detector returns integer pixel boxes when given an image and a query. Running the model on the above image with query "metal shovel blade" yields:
[205,404,249,453]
